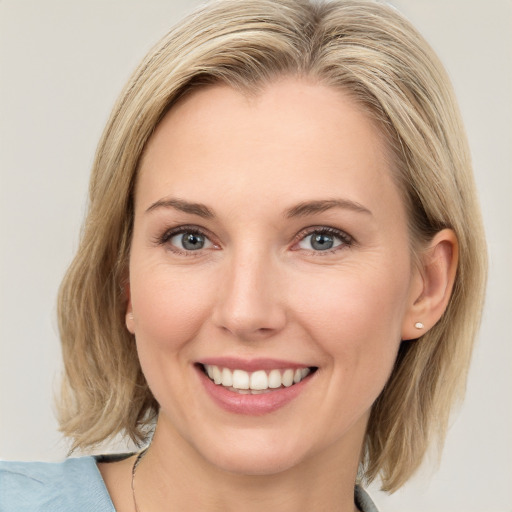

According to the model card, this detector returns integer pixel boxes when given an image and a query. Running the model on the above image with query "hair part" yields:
[57,0,487,492]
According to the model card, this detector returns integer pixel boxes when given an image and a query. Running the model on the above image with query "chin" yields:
[210,449,304,477]
[192,431,309,477]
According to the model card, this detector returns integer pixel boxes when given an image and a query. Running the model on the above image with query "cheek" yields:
[293,267,409,380]
[129,264,212,356]
[129,264,216,414]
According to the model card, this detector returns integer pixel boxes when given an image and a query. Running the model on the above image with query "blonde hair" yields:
[57,0,487,492]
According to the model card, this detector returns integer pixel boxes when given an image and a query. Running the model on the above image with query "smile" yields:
[202,365,313,394]
[196,359,318,415]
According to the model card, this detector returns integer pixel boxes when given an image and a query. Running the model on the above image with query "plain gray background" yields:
[1,1,511,511]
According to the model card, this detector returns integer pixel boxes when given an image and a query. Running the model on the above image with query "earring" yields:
[414,322,424,329]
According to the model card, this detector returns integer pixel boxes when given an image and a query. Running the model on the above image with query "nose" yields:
[212,249,287,341]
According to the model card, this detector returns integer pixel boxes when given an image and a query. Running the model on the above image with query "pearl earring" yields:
[414,322,424,329]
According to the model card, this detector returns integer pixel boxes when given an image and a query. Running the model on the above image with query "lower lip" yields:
[196,367,314,415]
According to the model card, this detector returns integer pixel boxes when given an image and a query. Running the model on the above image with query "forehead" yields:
[136,78,405,225]
[143,79,389,160]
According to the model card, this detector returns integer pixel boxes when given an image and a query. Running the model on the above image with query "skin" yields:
[99,78,457,512]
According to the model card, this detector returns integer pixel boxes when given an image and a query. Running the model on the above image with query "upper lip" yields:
[197,357,315,372]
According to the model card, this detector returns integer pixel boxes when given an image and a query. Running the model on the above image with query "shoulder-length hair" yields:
[57,0,487,492]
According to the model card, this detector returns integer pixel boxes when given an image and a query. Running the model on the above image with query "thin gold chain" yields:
[131,447,361,511]
[131,449,148,512]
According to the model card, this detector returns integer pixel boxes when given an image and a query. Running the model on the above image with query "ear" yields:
[124,279,136,335]
[401,229,458,340]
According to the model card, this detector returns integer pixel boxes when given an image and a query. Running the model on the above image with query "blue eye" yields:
[297,229,349,251]
[169,231,213,251]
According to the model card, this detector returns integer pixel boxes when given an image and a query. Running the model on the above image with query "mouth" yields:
[198,363,317,395]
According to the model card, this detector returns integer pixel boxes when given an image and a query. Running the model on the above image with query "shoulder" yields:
[0,457,115,512]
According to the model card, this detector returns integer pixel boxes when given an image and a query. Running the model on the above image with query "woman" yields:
[0,0,486,511]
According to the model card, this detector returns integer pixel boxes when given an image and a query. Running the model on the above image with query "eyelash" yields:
[155,225,354,255]
[292,226,354,254]
[154,225,214,256]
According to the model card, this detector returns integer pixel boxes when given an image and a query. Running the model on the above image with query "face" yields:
[127,78,422,476]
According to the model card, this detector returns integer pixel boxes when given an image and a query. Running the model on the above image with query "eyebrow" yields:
[145,197,372,219]
[284,199,372,218]
[145,198,214,218]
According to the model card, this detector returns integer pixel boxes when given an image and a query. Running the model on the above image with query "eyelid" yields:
[153,223,353,255]
[154,224,219,252]
[291,226,354,252]
[169,231,214,251]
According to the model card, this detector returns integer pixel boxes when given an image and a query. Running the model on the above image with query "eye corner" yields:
[292,226,354,254]
[153,224,219,255]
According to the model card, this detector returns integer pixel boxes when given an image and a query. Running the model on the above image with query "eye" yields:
[156,227,215,253]
[296,228,352,252]
[170,230,214,251]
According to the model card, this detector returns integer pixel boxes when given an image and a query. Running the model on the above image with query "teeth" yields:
[250,370,268,390]
[221,367,233,387]
[203,365,312,392]
[282,369,294,387]
[268,369,282,389]
[212,366,222,385]
[232,369,250,389]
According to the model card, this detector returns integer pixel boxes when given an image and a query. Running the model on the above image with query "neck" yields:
[134,418,364,512]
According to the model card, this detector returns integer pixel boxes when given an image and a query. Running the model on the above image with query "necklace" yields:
[131,449,148,512]
[131,448,361,512]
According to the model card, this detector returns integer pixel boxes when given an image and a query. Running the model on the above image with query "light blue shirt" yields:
[0,457,115,511]
[0,456,379,511]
